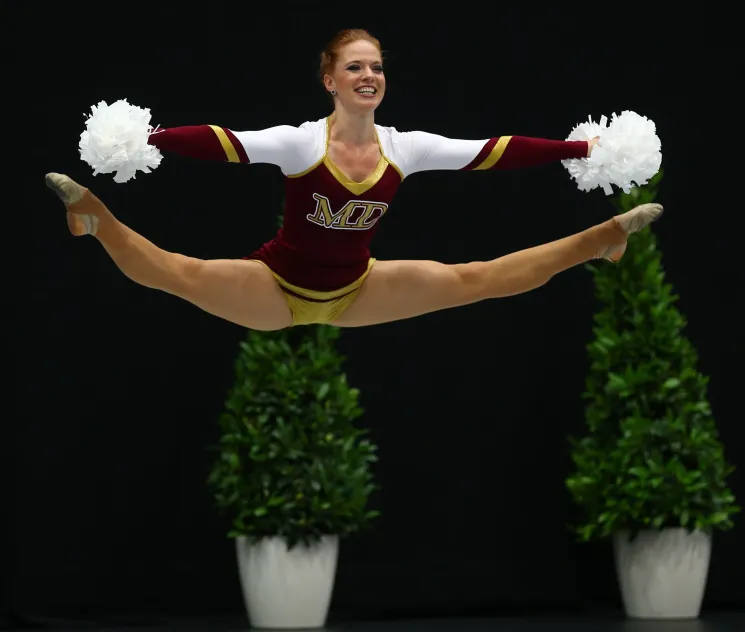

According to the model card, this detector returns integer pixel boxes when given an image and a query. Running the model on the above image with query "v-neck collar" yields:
[322,114,388,196]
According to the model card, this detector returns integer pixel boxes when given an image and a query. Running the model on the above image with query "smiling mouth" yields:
[355,87,377,97]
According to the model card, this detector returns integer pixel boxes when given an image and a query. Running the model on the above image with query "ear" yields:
[322,73,335,93]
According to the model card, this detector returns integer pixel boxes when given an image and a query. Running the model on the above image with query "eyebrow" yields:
[345,59,383,65]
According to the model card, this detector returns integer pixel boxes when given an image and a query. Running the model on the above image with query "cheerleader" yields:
[51,29,663,329]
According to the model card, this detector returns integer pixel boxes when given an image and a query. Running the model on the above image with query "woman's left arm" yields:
[388,129,594,176]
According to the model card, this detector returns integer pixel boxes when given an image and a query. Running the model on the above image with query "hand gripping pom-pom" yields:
[78,99,163,183]
[563,110,662,195]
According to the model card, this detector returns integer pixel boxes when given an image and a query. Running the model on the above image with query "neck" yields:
[329,106,376,145]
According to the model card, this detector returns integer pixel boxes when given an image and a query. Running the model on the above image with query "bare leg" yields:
[45,173,293,331]
[332,203,663,327]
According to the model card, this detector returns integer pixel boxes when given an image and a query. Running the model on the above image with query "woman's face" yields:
[325,40,385,112]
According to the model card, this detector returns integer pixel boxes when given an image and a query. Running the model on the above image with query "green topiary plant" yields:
[566,170,739,542]
[207,324,380,550]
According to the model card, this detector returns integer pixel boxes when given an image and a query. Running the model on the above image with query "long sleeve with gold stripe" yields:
[147,123,321,176]
[148,125,250,163]
[387,129,589,176]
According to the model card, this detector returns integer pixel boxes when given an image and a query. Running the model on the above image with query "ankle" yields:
[598,217,628,245]
[579,221,620,261]
[67,188,94,214]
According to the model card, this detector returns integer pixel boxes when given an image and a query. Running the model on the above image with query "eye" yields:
[345,63,384,73]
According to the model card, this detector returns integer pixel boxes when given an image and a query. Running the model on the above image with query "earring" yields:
[330,89,337,96]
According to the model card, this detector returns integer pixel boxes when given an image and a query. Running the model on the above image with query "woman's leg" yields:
[331,203,663,327]
[46,173,293,331]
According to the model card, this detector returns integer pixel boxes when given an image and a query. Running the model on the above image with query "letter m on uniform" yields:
[307,193,388,230]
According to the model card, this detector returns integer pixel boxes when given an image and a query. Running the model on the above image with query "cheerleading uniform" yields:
[148,115,588,324]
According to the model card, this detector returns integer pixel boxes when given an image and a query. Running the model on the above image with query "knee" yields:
[163,252,206,295]
[177,253,203,276]
[452,262,490,301]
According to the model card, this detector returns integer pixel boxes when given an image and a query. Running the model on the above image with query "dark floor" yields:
[2,613,743,632]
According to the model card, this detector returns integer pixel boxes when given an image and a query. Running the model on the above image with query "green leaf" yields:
[710,512,729,524]
[317,382,330,400]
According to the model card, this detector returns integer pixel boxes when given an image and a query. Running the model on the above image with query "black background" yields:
[8,3,744,625]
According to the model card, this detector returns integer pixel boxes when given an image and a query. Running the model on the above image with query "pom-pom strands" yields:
[563,111,662,195]
[79,100,163,183]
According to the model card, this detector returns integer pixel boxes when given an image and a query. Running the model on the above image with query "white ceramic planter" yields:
[236,535,339,629]
[614,527,711,619]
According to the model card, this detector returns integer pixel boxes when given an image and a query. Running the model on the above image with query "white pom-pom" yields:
[563,110,662,195]
[78,99,163,183]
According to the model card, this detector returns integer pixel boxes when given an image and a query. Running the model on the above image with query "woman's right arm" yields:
[148,124,317,175]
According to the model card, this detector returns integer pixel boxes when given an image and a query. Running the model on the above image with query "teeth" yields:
[356,88,376,94]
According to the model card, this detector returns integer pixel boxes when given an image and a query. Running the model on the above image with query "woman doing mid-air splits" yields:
[46,29,662,331]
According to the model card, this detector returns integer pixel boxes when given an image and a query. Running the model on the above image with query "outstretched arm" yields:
[390,130,591,177]
[463,135,592,170]
[147,123,319,175]
[148,125,249,162]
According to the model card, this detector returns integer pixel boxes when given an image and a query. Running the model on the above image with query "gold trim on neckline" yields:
[323,114,389,195]
[323,153,388,195]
